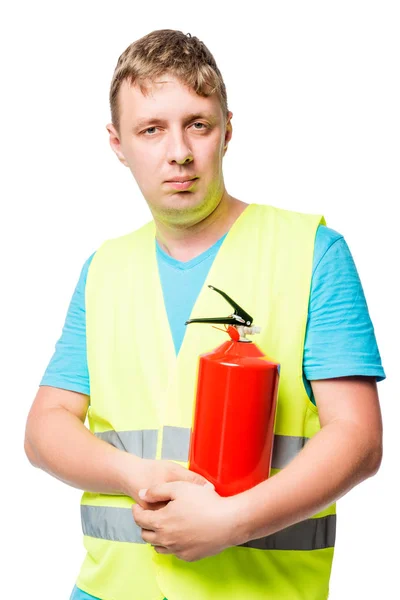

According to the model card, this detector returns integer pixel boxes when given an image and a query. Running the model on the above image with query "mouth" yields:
[164,178,198,191]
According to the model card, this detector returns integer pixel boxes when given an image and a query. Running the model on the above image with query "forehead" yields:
[118,76,222,126]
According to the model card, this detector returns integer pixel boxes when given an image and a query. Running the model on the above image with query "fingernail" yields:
[139,488,148,499]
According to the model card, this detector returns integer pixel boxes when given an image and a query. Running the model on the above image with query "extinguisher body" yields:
[188,338,279,497]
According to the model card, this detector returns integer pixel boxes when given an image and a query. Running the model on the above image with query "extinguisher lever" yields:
[185,285,253,327]
[185,315,246,326]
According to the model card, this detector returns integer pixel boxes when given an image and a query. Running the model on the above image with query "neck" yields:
[155,192,249,262]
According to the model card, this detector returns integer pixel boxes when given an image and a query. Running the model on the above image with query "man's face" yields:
[107,75,232,227]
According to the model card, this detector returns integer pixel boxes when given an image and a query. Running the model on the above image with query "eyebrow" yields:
[133,112,219,131]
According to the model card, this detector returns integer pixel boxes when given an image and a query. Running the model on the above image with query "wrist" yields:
[116,451,145,499]
[224,492,254,547]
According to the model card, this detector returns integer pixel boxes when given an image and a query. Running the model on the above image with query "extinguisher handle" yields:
[185,316,245,326]
[185,285,254,327]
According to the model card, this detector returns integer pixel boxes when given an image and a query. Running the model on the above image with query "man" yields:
[25,29,385,600]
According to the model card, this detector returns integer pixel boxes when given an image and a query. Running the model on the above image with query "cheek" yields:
[201,145,224,174]
[128,152,156,184]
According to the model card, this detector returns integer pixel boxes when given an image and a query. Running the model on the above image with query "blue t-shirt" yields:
[41,224,385,399]
[44,224,385,600]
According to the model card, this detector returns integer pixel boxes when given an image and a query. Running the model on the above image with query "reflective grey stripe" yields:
[161,426,191,461]
[271,435,309,469]
[95,429,158,459]
[96,428,309,469]
[240,515,336,551]
[81,505,145,543]
[81,506,335,550]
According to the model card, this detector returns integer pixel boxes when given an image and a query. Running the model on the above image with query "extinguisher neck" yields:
[236,325,262,341]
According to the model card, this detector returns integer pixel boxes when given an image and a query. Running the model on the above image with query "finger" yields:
[139,482,178,503]
[132,504,159,531]
[140,530,172,554]
[187,471,215,489]
[140,528,159,545]
[141,529,172,554]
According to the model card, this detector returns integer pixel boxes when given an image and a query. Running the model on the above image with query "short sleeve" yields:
[39,252,96,394]
[303,226,386,382]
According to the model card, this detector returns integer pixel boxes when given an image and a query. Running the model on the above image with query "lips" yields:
[164,177,198,191]
[165,176,198,183]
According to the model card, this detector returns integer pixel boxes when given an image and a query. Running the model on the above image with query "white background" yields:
[1,1,399,598]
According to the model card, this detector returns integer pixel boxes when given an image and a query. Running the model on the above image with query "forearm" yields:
[25,407,143,499]
[231,420,382,544]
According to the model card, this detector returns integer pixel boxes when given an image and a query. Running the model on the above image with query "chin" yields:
[157,196,209,223]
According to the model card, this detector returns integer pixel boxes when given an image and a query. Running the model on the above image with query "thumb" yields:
[139,482,178,503]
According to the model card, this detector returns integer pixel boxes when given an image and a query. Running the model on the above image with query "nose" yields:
[167,129,193,165]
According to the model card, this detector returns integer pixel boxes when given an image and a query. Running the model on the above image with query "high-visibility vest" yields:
[77,202,335,600]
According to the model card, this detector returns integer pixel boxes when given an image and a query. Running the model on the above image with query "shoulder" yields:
[78,251,97,290]
[305,226,386,383]
[313,224,345,274]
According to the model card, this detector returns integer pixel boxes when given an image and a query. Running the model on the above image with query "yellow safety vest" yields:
[77,202,336,600]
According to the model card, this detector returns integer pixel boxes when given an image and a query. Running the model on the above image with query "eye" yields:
[143,127,158,135]
[192,122,207,130]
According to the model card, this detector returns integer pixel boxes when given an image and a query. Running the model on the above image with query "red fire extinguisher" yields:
[186,285,280,497]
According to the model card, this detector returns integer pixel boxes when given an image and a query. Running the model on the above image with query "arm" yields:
[233,230,383,540]
[231,375,383,543]
[25,385,210,504]
[24,385,144,499]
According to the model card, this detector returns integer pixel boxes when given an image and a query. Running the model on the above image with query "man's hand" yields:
[132,481,238,562]
[128,460,214,510]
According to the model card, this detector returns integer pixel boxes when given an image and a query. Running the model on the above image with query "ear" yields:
[223,111,233,156]
[106,123,129,167]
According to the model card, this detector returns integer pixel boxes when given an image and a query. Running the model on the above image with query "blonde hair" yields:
[109,29,228,134]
